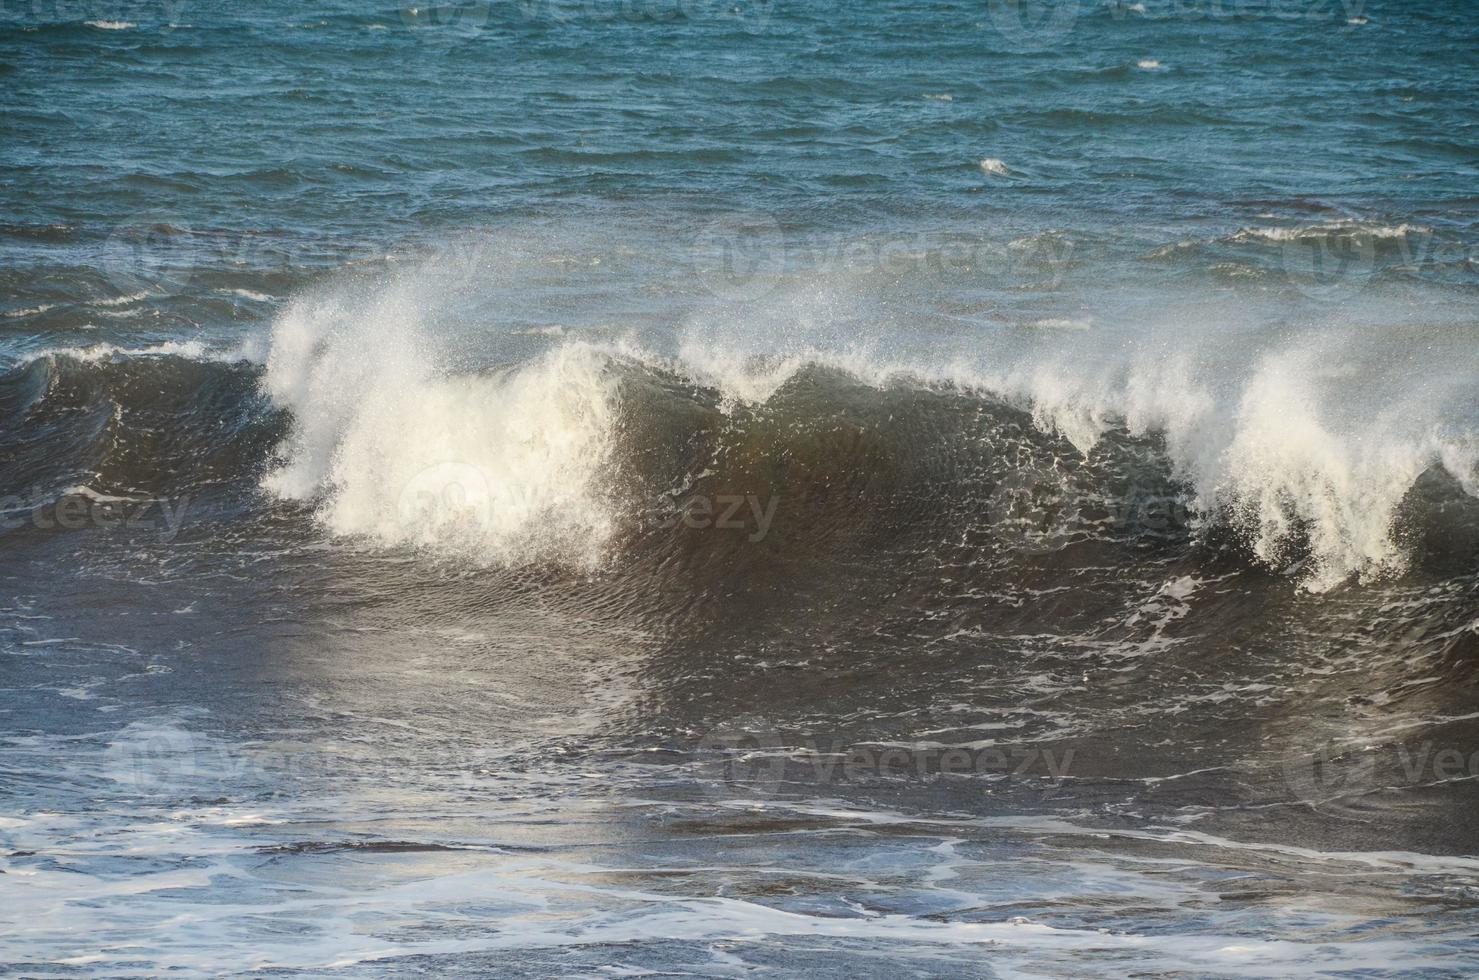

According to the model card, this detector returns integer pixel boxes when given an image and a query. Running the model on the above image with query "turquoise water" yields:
[3,0,1475,325]
[3,2,1479,976]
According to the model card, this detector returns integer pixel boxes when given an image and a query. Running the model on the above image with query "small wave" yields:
[0,222,75,242]
[1,303,59,318]
[223,288,276,303]
[59,484,156,505]
[923,93,953,102]
[1206,261,1271,281]
[1231,221,1429,244]
[20,340,210,365]
[89,290,151,308]
[979,158,1010,176]
[1137,59,1161,70]
[0,349,274,505]
[84,20,134,29]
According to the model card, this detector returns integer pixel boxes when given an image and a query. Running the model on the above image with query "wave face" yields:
[0,346,277,509]
[2,240,1475,601]
[243,252,1479,594]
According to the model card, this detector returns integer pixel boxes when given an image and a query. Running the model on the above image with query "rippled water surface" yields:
[2,0,1478,975]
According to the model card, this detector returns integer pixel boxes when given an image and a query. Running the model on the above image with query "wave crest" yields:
[240,252,1479,591]
[261,285,620,568]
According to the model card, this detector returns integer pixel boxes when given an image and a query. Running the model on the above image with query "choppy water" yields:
[3,0,1479,975]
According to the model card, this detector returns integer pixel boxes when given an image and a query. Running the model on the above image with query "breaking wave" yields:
[2,255,1476,593]
[260,283,620,568]
[241,261,1479,591]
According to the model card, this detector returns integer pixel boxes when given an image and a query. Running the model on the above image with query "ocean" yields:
[2,0,1478,974]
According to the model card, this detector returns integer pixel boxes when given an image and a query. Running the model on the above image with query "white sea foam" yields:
[992,335,1473,592]
[21,340,210,364]
[225,288,276,303]
[1231,220,1429,243]
[4,766,1469,977]
[1030,317,1093,330]
[1,303,58,318]
[88,290,150,307]
[261,279,620,569]
[978,158,1010,176]
[84,19,134,29]
[1137,59,1161,70]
